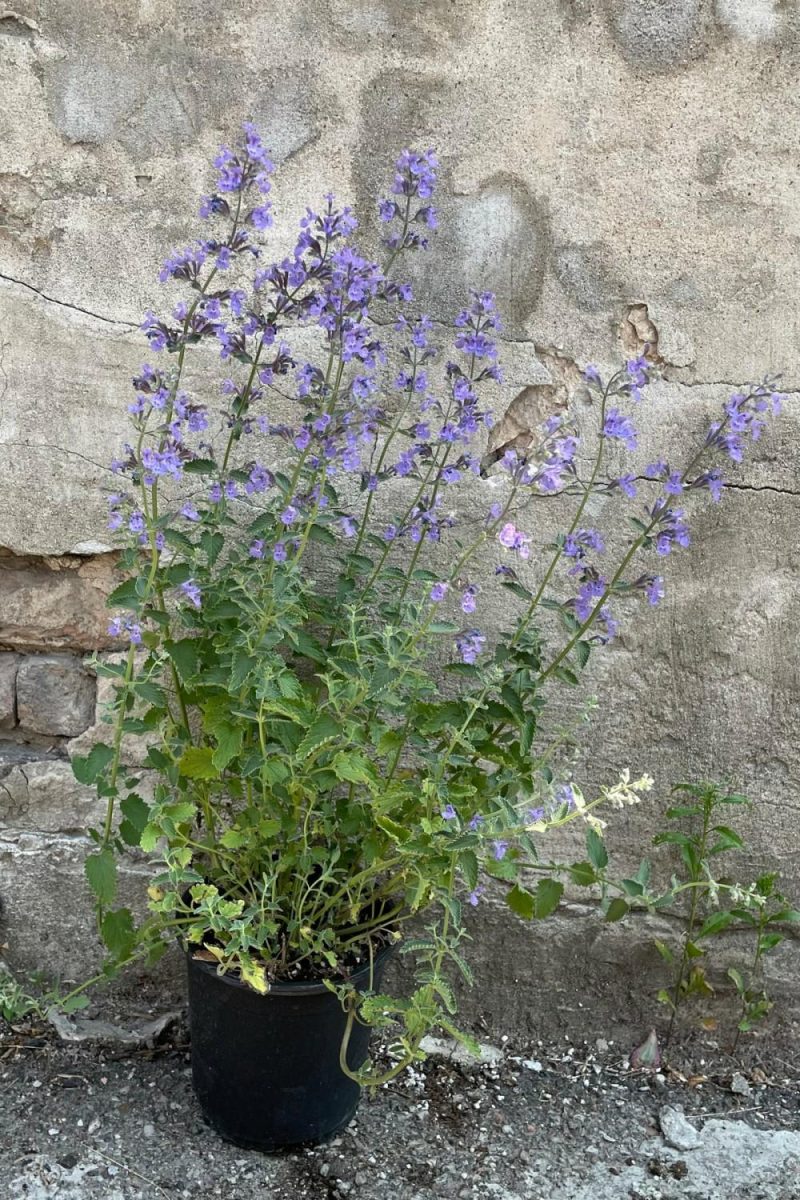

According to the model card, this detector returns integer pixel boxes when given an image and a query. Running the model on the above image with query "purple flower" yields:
[455,629,486,665]
[651,505,691,556]
[616,473,638,498]
[461,584,478,614]
[180,579,202,609]
[249,539,265,559]
[468,813,484,831]
[273,542,287,562]
[180,503,201,522]
[430,582,448,602]
[468,887,485,907]
[645,576,665,605]
[340,516,358,538]
[108,616,142,645]
[664,471,684,496]
[555,784,576,810]
[527,807,545,823]
[583,364,601,383]
[497,521,532,559]
[281,505,299,526]
[644,461,667,480]
[564,529,604,560]
[129,510,145,535]
[603,408,637,451]
[441,804,457,821]
[573,577,607,622]
[492,840,509,861]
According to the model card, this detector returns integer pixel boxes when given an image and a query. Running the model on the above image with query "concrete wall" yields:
[1,1,798,1032]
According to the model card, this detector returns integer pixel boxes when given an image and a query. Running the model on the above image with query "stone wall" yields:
[1,1,799,1032]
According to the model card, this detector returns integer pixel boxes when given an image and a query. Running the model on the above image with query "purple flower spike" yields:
[645,576,665,605]
[180,579,202,609]
[455,629,486,665]
[461,584,478,614]
[603,408,638,451]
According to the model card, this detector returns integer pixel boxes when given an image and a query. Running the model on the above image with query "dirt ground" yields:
[2,997,799,1200]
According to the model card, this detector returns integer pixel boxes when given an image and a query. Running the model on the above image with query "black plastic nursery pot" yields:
[186,943,393,1151]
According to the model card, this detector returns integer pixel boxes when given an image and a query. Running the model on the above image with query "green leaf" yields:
[506,884,535,920]
[657,988,676,1010]
[587,827,608,870]
[219,828,249,850]
[605,897,629,922]
[520,714,536,757]
[85,848,117,907]
[575,640,591,669]
[696,910,734,939]
[535,878,563,919]
[332,751,375,785]
[119,793,149,847]
[375,815,410,844]
[101,908,136,960]
[106,579,140,611]
[178,746,218,780]
[460,850,479,892]
[71,743,114,786]
[296,714,341,760]
[428,621,461,634]
[212,725,243,772]
[183,457,217,474]
[727,967,745,992]
[654,938,674,963]
[200,530,224,565]
[500,685,525,725]
[568,861,597,887]
[307,523,337,546]
[165,639,199,682]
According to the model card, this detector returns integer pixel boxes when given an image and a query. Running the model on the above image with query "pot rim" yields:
[184,937,395,996]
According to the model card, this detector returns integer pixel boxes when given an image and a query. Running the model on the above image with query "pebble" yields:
[659,1104,703,1151]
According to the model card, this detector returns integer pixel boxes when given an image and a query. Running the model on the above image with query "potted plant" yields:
[65,123,782,1150]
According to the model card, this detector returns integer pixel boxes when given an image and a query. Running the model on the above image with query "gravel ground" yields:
[2,1006,799,1200]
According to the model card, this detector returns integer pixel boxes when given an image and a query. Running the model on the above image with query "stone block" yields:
[0,551,118,652]
[0,831,156,980]
[0,654,20,729]
[16,655,96,737]
[0,755,106,833]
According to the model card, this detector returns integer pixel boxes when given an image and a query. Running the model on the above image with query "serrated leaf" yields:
[71,743,114,786]
[507,883,535,920]
[587,827,608,870]
[106,579,140,611]
[535,878,563,919]
[212,725,243,772]
[460,849,479,892]
[85,848,117,907]
[219,828,249,850]
[183,457,217,474]
[296,714,341,760]
[332,751,374,785]
[101,907,136,959]
[568,861,597,887]
[605,897,629,922]
[119,793,149,846]
[178,746,218,780]
[165,638,199,682]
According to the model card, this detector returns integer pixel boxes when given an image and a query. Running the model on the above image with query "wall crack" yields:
[0,272,138,330]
